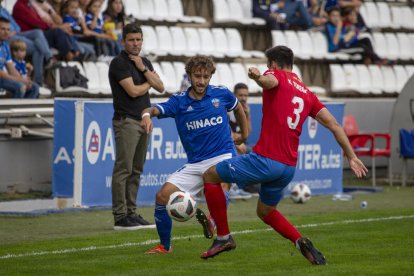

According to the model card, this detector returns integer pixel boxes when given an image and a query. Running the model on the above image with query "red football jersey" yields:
[253,69,326,166]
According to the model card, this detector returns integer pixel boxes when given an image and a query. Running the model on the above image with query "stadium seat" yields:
[368,65,384,95]
[211,28,230,57]
[311,32,349,60]
[210,67,221,86]
[239,0,266,25]
[363,2,380,28]
[342,64,360,93]
[169,26,189,57]
[168,0,206,23]
[150,62,167,95]
[172,62,186,91]
[372,32,388,59]
[297,31,314,60]
[213,0,235,24]
[227,0,262,25]
[230,63,249,88]
[390,6,403,29]
[83,62,101,94]
[184,27,202,56]
[95,62,111,95]
[401,7,414,30]
[343,114,392,187]
[376,2,392,28]
[160,62,179,93]
[198,28,225,58]
[405,65,414,79]
[152,0,172,22]
[397,33,412,61]
[244,63,261,93]
[141,26,166,56]
[225,28,252,58]
[329,64,349,93]
[124,0,143,20]
[155,26,175,55]
[216,63,234,89]
[292,65,326,96]
[4,0,16,12]
[384,33,400,60]
[381,66,398,94]
[271,30,287,47]
[393,65,409,92]
[399,129,414,187]
[136,0,155,21]
[354,64,373,94]
[285,31,309,60]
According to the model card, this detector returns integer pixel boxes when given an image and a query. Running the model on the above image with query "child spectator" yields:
[325,7,385,64]
[103,0,129,50]
[85,0,119,56]
[10,39,39,98]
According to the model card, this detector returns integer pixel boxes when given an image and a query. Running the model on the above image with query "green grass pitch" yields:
[1,186,413,275]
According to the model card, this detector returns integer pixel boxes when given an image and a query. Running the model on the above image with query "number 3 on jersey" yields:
[287,96,304,129]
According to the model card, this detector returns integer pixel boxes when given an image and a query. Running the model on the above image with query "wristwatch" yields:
[141,66,148,74]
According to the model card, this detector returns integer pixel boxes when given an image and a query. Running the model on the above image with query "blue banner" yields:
[52,99,76,197]
[80,102,186,206]
[248,103,344,195]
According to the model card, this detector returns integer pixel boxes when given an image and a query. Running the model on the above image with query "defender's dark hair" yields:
[0,17,10,24]
[265,45,294,70]
[327,6,341,15]
[233,82,248,94]
[185,55,216,75]
[122,22,142,40]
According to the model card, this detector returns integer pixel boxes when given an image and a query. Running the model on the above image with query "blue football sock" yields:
[154,203,172,250]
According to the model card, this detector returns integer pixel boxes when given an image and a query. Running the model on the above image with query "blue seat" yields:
[399,129,414,186]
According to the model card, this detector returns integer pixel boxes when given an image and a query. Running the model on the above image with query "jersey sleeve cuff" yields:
[155,104,165,115]
[228,98,239,112]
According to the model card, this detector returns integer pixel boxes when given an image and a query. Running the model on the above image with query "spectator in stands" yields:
[109,23,164,230]
[12,0,79,61]
[325,7,384,65]
[0,0,53,86]
[103,0,129,49]
[252,0,313,30]
[308,0,327,29]
[323,0,366,31]
[0,17,38,98]
[10,39,39,98]
[61,0,99,60]
[85,0,119,56]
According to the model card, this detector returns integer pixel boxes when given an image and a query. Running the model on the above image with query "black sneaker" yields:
[113,216,142,231]
[296,237,326,265]
[127,213,156,229]
[200,235,236,259]
[195,208,215,239]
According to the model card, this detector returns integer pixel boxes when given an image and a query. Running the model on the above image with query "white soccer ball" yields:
[290,184,311,203]
[166,191,197,222]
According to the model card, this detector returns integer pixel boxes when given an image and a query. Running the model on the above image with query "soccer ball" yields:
[290,184,311,203]
[166,191,197,222]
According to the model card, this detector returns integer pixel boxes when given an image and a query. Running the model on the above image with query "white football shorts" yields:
[167,153,233,197]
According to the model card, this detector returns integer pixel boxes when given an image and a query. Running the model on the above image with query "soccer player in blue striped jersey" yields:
[141,55,249,254]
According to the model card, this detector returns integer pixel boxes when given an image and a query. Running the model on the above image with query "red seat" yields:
[343,115,392,186]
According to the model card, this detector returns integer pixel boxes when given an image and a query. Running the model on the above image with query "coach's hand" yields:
[141,116,153,134]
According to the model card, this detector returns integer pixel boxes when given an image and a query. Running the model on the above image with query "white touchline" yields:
[1,215,413,260]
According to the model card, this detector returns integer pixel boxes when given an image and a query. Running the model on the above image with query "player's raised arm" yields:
[141,106,160,134]
[248,67,278,89]
[315,108,368,178]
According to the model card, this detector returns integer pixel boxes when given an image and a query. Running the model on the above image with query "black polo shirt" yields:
[109,50,154,120]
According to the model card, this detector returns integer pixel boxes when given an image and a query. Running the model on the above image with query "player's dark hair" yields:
[265,46,294,70]
[122,22,142,40]
[233,83,248,94]
[341,7,355,17]
[0,17,10,24]
[185,55,216,75]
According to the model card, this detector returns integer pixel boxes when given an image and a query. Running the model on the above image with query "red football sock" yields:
[204,182,230,236]
[263,209,301,244]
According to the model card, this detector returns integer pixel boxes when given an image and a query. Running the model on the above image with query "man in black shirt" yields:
[109,22,164,230]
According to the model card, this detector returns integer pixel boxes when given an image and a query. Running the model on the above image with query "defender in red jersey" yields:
[199,46,368,264]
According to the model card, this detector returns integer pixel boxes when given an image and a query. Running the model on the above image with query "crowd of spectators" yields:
[0,0,129,98]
